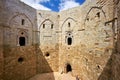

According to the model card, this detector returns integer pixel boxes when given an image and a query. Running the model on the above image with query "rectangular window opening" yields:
[51,24,53,29]
[22,19,25,25]
[43,24,45,28]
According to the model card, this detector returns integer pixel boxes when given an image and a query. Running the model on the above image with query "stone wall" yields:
[37,11,59,73]
[0,26,4,80]
[0,0,5,80]
[3,46,37,80]
[111,0,120,80]
[0,0,38,80]
[2,0,37,46]
[59,0,115,80]
[0,0,120,80]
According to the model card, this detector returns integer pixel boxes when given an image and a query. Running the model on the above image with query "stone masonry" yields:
[0,0,120,80]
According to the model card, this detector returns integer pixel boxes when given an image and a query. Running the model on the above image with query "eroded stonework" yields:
[0,0,120,80]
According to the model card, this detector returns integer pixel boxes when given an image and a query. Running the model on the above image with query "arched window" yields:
[19,37,25,46]
[67,37,72,45]
[66,64,72,73]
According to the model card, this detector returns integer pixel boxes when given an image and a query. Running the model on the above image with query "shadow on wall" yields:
[97,50,114,80]
[35,44,55,80]
[0,46,3,80]
[2,45,55,80]
[98,36,120,80]
[98,14,120,80]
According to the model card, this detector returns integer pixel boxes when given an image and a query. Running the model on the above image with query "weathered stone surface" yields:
[0,0,120,80]
[3,46,37,80]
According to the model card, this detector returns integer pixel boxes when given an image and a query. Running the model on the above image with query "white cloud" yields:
[59,0,80,11]
[20,0,51,11]
[35,0,50,3]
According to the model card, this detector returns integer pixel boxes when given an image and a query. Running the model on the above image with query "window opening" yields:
[43,24,45,28]
[21,19,25,25]
[45,52,50,57]
[18,57,24,63]
[21,32,24,35]
[67,37,72,45]
[96,12,100,18]
[66,64,72,73]
[68,22,70,27]
[51,24,53,29]
[19,37,25,46]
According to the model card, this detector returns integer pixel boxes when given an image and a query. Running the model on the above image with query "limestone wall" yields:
[1,0,37,46]
[59,0,115,80]
[0,0,120,80]
[0,26,4,80]
[0,0,38,80]
[3,46,37,80]
[36,10,59,73]
[111,1,120,80]
[0,0,5,80]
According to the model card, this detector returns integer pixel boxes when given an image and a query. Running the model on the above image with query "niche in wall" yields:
[19,37,25,46]
[17,30,28,46]
[66,63,72,73]
[67,37,72,45]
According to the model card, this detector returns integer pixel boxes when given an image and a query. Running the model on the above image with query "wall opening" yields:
[21,19,25,25]
[51,24,53,29]
[67,37,72,45]
[45,52,50,57]
[43,24,45,28]
[66,64,72,73]
[18,57,24,63]
[21,32,24,35]
[68,22,70,27]
[87,17,89,21]
[19,37,25,46]
[96,12,100,18]
[58,15,60,18]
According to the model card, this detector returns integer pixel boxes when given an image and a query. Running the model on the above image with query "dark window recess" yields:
[19,37,25,46]
[58,15,60,18]
[21,32,24,35]
[96,12,100,18]
[21,19,25,25]
[68,22,70,27]
[51,24,53,29]
[67,37,72,45]
[66,64,72,73]
[45,52,50,57]
[97,65,100,69]
[18,57,24,63]
[87,18,89,21]
[43,24,45,28]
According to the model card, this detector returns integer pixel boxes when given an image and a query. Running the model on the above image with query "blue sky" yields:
[20,0,86,12]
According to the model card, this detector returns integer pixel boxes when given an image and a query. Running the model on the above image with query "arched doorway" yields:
[19,37,25,46]
[66,64,72,73]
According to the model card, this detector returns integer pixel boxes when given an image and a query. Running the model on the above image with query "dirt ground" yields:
[29,72,77,80]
